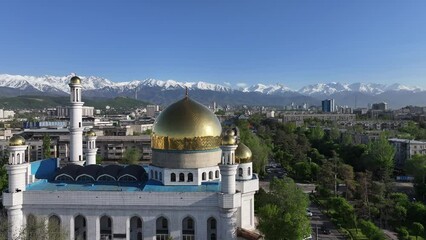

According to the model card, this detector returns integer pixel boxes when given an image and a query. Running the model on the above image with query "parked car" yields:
[306,209,313,217]
[320,226,331,235]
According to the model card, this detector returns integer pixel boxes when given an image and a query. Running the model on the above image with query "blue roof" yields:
[26,179,221,192]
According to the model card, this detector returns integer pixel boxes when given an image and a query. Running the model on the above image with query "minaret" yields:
[219,129,239,240]
[4,135,29,239]
[69,76,84,165]
[235,142,253,181]
[85,130,98,165]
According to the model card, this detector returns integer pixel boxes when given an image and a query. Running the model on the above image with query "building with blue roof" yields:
[2,76,260,240]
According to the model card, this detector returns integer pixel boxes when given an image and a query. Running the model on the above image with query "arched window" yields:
[179,173,185,182]
[215,170,219,178]
[100,215,113,240]
[26,214,37,239]
[238,168,243,177]
[159,172,163,181]
[156,217,169,240]
[247,167,251,176]
[155,171,158,180]
[17,153,21,163]
[202,172,206,180]
[150,170,153,179]
[182,217,195,238]
[74,215,87,240]
[48,215,61,239]
[187,173,193,182]
[207,217,217,240]
[130,216,143,240]
[171,173,176,182]
[209,171,213,180]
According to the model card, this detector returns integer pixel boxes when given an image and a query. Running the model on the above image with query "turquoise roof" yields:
[26,179,221,192]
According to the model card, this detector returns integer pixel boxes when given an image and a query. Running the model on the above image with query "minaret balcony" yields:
[218,192,241,209]
[2,191,23,207]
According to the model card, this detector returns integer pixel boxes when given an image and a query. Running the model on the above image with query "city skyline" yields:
[1,0,426,89]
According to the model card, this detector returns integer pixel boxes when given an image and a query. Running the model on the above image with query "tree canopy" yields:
[257,178,311,240]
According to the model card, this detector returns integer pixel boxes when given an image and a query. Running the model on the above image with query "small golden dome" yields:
[86,130,96,137]
[70,76,81,85]
[225,129,235,136]
[222,134,236,145]
[152,97,222,151]
[235,142,252,163]
[9,135,26,146]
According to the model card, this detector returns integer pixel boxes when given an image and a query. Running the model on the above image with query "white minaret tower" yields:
[3,135,29,239]
[85,130,98,165]
[69,76,84,165]
[219,128,239,240]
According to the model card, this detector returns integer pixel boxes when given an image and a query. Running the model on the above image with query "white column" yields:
[7,206,23,240]
[220,209,237,240]
[219,164,237,194]
[69,81,84,165]
[85,136,98,165]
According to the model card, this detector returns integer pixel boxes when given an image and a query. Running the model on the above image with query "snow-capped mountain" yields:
[297,82,424,96]
[0,74,114,93]
[242,83,292,94]
[0,73,425,108]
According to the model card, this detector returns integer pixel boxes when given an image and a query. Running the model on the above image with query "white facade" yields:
[2,77,260,240]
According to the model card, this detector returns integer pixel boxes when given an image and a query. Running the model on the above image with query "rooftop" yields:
[26,179,221,192]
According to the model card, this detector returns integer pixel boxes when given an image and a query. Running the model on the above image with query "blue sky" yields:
[0,0,425,89]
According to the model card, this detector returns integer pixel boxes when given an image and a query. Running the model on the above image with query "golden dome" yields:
[222,134,237,145]
[235,142,252,163]
[222,128,237,145]
[70,76,81,85]
[152,97,222,151]
[9,135,26,146]
[86,130,96,137]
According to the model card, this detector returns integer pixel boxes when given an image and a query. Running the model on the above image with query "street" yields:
[309,203,347,240]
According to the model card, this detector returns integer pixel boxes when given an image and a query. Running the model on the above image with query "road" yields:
[309,203,347,240]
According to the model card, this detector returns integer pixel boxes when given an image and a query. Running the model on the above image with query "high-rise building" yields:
[322,99,336,113]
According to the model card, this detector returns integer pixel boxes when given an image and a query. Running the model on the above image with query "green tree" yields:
[96,154,103,164]
[362,134,395,182]
[412,222,424,240]
[257,178,311,240]
[121,147,142,164]
[406,155,426,200]
[42,134,51,159]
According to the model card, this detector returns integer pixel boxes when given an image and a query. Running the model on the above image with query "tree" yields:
[406,155,426,200]
[121,147,142,164]
[42,134,51,159]
[412,222,424,240]
[0,214,68,240]
[362,134,395,182]
[257,178,311,240]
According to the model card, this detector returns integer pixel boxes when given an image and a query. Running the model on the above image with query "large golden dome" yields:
[152,97,222,151]
[9,135,26,146]
[235,142,252,163]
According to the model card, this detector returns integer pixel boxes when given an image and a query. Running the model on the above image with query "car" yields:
[306,209,313,217]
[320,226,331,235]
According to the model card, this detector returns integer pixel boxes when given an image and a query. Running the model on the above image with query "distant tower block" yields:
[85,130,98,165]
[69,76,84,165]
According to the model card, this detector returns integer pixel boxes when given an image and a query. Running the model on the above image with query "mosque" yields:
[2,76,260,240]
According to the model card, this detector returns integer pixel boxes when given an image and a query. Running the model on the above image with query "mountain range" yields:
[1,74,425,108]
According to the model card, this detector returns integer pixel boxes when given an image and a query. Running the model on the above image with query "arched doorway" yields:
[155,216,169,240]
[48,215,61,239]
[129,216,143,240]
[182,216,195,240]
[100,215,113,240]
[207,217,217,240]
[74,215,87,240]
